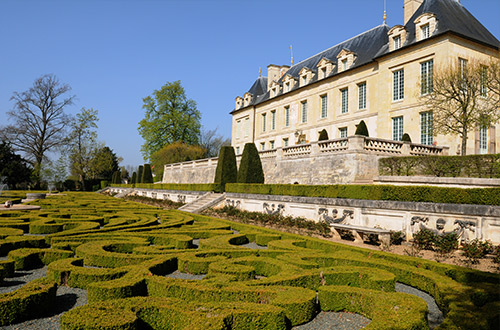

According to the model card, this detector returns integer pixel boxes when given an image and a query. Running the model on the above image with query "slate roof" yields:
[233,0,499,113]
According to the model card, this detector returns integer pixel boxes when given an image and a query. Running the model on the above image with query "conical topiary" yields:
[142,164,153,183]
[318,129,329,141]
[214,146,237,191]
[355,120,369,137]
[131,172,137,184]
[237,143,264,184]
[112,170,121,184]
[137,165,144,184]
[402,133,412,143]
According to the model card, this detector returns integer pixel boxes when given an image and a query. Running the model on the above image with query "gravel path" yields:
[293,311,370,330]
[396,282,444,329]
[0,267,48,294]
[166,270,206,280]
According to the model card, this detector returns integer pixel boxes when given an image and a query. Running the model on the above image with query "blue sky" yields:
[1,0,499,167]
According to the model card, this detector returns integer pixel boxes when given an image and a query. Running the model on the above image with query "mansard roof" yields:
[406,0,499,49]
[246,76,267,97]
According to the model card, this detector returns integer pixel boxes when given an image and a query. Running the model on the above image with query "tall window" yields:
[480,65,488,97]
[320,95,328,118]
[235,147,240,155]
[421,60,433,95]
[394,35,401,50]
[244,118,249,137]
[459,58,468,78]
[393,69,404,101]
[342,59,348,71]
[271,110,276,130]
[341,88,349,113]
[270,140,275,149]
[420,111,433,145]
[301,101,307,123]
[339,127,348,138]
[283,138,289,147]
[421,24,430,39]
[392,116,403,141]
[358,82,366,109]
[260,142,265,151]
[262,113,266,132]
[284,106,290,127]
[480,126,488,154]
[236,120,241,139]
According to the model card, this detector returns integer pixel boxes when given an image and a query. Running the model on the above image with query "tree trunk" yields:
[461,127,468,155]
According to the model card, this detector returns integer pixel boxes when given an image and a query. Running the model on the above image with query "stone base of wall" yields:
[375,176,500,188]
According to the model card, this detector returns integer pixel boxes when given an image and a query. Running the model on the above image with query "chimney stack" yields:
[404,0,423,25]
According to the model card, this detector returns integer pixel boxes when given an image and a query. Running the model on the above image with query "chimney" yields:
[267,64,280,91]
[404,0,423,25]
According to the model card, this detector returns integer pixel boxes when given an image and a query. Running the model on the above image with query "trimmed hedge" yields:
[380,154,500,178]
[112,183,222,192]
[225,183,500,205]
[213,146,237,192]
[237,143,264,184]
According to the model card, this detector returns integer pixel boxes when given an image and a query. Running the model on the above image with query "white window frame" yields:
[341,88,349,113]
[301,101,307,123]
[283,138,289,147]
[271,110,276,130]
[392,116,404,141]
[244,118,249,137]
[358,82,366,110]
[394,35,401,50]
[339,127,348,138]
[480,65,488,97]
[262,113,266,132]
[284,106,290,127]
[270,140,275,149]
[421,24,430,39]
[260,142,265,151]
[236,120,241,139]
[420,111,433,145]
[320,95,328,118]
[480,126,488,154]
[393,69,404,101]
[235,146,240,155]
[421,59,434,95]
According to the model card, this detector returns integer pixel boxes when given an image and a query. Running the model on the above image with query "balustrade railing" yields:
[410,144,445,155]
[283,144,312,157]
[364,137,403,154]
[318,138,348,153]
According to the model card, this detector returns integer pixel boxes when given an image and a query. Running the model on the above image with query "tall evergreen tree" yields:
[131,172,137,184]
[214,146,237,190]
[355,120,369,137]
[142,164,153,183]
[137,165,144,184]
[237,143,264,184]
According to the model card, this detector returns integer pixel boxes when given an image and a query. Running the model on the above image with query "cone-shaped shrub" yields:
[214,146,237,191]
[131,172,137,184]
[137,166,144,184]
[402,133,412,143]
[318,129,329,141]
[355,120,369,137]
[237,143,264,184]
[142,164,153,183]
[112,171,121,184]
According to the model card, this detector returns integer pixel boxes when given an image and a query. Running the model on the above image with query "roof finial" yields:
[259,67,261,77]
[289,45,294,65]
[383,0,387,24]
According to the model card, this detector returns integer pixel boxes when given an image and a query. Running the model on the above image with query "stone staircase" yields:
[114,188,133,198]
[178,192,226,214]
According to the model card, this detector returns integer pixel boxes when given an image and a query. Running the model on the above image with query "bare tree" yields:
[421,59,499,155]
[199,127,231,158]
[0,74,75,185]
[487,55,500,105]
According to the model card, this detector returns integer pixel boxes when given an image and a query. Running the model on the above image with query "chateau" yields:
[230,0,500,156]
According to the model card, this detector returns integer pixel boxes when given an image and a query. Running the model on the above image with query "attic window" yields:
[414,13,437,42]
[321,67,327,79]
[421,24,430,39]
[342,59,348,71]
[388,25,407,52]
[285,82,290,92]
[337,49,356,73]
[317,58,334,79]
[301,75,307,86]
[394,35,401,50]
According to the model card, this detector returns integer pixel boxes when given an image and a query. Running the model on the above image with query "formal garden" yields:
[0,191,498,329]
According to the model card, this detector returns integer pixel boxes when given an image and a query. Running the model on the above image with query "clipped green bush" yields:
[131,172,137,184]
[401,133,412,142]
[142,164,153,184]
[318,129,329,141]
[214,146,237,192]
[237,143,264,184]
[355,120,369,136]
[137,165,144,184]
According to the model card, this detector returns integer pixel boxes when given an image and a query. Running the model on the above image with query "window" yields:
[339,127,348,138]
[270,140,275,149]
[393,69,404,101]
[320,95,328,118]
[392,116,404,141]
[459,58,468,78]
[341,88,349,113]
[420,111,433,145]
[301,76,307,86]
[321,67,327,79]
[260,142,265,151]
[358,82,366,109]
[421,24,430,39]
[394,35,401,49]
[284,106,290,127]
[421,59,434,95]
[244,118,249,137]
[480,65,488,97]
[271,110,276,130]
[262,113,266,132]
[283,138,289,147]
[235,147,240,155]
[285,82,290,92]
[480,126,488,154]
[342,59,348,71]
[301,101,307,123]
[236,120,241,139]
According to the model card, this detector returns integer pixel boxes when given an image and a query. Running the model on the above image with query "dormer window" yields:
[299,67,313,87]
[243,93,253,106]
[285,82,290,92]
[317,58,334,79]
[394,35,401,49]
[301,75,307,86]
[282,74,297,93]
[235,96,243,109]
[388,25,407,52]
[414,13,437,42]
[337,49,356,73]
[270,81,280,98]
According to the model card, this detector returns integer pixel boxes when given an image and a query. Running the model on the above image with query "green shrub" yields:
[401,133,412,142]
[318,129,329,141]
[214,146,237,192]
[390,231,405,245]
[354,120,369,136]
[461,239,493,264]
[137,165,144,184]
[412,228,436,251]
[131,172,137,184]
[434,232,459,257]
[237,143,264,184]
[493,245,500,265]
[142,164,153,184]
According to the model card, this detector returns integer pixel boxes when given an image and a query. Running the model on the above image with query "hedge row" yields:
[379,154,500,178]
[225,183,500,205]
[111,183,222,192]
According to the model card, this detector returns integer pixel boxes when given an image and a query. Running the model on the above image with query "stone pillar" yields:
[401,142,411,155]
[310,141,320,156]
[348,135,365,152]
